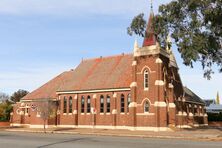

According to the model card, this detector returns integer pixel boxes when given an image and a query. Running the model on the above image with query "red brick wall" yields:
[209,121,222,127]
[135,55,158,105]
[59,91,132,126]
[11,104,21,124]
[0,122,10,126]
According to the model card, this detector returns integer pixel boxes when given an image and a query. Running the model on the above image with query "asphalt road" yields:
[0,131,221,148]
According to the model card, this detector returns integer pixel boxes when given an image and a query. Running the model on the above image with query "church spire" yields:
[142,0,157,47]
[150,0,154,14]
[216,91,220,105]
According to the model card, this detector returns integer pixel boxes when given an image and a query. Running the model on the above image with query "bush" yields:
[208,113,222,121]
[0,102,12,122]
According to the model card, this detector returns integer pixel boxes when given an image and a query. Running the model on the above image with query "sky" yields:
[0,0,221,102]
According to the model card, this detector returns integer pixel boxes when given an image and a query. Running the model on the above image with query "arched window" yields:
[106,95,111,113]
[81,96,85,113]
[69,97,72,113]
[63,97,67,113]
[127,94,131,112]
[100,95,104,113]
[144,101,150,113]
[25,108,29,115]
[121,94,125,113]
[87,96,91,113]
[144,70,149,89]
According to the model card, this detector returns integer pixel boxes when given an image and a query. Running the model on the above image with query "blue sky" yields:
[0,0,221,101]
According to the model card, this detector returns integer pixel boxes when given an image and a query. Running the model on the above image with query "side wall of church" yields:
[58,91,132,127]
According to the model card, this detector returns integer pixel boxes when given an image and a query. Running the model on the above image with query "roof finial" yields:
[134,38,139,50]
[166,34,172,53]
[133,38,139,56]
[150,0,153,13]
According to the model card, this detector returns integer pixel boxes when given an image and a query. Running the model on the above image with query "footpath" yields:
[1,126,222,142]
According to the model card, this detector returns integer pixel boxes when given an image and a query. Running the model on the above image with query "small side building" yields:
[206,104,222,114]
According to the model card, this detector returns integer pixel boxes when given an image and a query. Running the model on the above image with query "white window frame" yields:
[144,101,150,113]
[120,94,125,113]
[144,70,149,90]
[100,95,104,113]
[127,94,131,112]
[106,95,111,113]
[25,108,29,116]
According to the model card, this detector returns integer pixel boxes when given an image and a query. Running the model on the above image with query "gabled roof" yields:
[184,87,205,105]
[58,54,133,92]
[206,104,222,113]
[207,104,222,110]
[22,54,133,100]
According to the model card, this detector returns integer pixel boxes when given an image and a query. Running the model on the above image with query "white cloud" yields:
[0,0,172,16]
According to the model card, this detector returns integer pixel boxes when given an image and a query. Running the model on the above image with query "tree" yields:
[0,92,10,102]
[0,102,12,121]
[36,99,57,133]
[0,93,12,121]
[10,89,29,103]
[127,0,222,79]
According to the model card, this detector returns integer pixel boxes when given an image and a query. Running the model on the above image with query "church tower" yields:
[129,2,182,130]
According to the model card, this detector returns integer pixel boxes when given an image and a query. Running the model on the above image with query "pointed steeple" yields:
[216,91,220,105]
[143,0,157,47]
[150,0,154,13]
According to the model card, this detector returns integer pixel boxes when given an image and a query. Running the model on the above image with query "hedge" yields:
[208,113,222,121]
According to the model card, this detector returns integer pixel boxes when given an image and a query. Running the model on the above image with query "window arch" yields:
[144,101,150,113]
[121,94,125,113]
[127,94,131,112]
[81,96,85,113]
[87,96,91,113]
[144,70,149,89]
[69,96,72,113]
[106,95,111,113]
[100,95,104,113]
[63,97,67,113]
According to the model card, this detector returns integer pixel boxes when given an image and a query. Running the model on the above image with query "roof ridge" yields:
[82,53,132,62]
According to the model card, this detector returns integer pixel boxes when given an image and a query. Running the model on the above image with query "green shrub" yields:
[208,113,222,121]
[0,102,12,122]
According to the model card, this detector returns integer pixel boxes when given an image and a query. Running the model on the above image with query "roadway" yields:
[0,131,221,148]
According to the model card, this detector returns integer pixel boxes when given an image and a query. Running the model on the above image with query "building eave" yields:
[56,88,131,95]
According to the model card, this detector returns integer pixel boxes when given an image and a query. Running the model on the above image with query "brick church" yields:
[11,8,208,131]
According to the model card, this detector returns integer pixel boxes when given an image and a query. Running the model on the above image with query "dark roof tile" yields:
[184,87,205,105]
